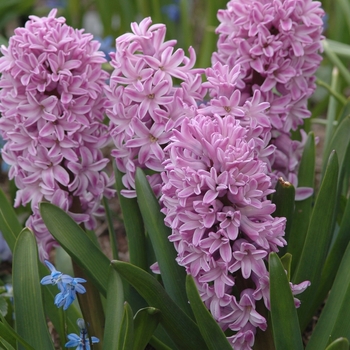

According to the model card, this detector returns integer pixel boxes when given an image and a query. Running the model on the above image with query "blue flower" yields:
[40,260,65,290]
[41,260,86,310]
[65,319,99,349]
[46,0,67,8]
[54,277,87,310]
[162,1,180,23]
[94,35,115,61]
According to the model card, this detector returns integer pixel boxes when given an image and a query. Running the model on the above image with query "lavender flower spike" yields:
[161,113,309,349]
[0,9,115,260]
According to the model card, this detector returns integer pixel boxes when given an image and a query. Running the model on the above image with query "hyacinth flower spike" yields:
[65,318,99,350]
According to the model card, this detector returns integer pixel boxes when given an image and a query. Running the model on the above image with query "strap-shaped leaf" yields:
[306,239,350,349]
[103,267,125,350]
[115,167,147,270]
[111,260,208,350]
[133,307,161,350]
[135,168,192,318]
[311,194,350,317]
[323,116,350,177]
[0,318,21,349]
[13,228,54,350]
[0,187,23,250]
[185,275,232,350]
[0,337,16,350]
[118,302,134,350]
[271,178,295,256]
[288,132,315,273]
[292,150,339,330]
[269,253,303,350]
[103,196,119,260]
[149,336,173,350]
[325,338,349,350]
[40,202,110,296]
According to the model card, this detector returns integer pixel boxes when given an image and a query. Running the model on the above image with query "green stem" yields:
[73,262,105,350]
[323,40,350,86]
[323,67,341,152]
[316,77,347,106]
[103,196,119,260]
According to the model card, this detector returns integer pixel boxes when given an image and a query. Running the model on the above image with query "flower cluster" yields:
[161,114,310,349]
[0,9,115,260]
[40,260,86,310]
[105,17,205,198]
[65,318,99,350]
[212,0,324,198]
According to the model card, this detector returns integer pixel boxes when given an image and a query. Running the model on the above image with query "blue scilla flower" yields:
[65,318,99,349]
[40,260,65,290]
[46,0,67,8]
[41,260,86,310]
[162,0,180,23]
[94,35,115,61]
[54,277,87,310]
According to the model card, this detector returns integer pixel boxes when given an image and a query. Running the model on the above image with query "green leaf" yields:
[324,67,341,153]
[118,302,134,350]
[312,194,350,318]
[306,242,350,350]
[135,168,191,317]
[288,132,315,273]
[133,307,161,350]
[323,116,350,178]
[280,253,293,282]
[323,40,350,86]
[0,297,8,317]
[325,338,349,350]
[185,275,231,350]
[0,187,23,251]
[111,260,208,350]
[269,253,303,350]
[271,178,295,256]
[0,320,17,349]
[293,151,339,330]
[115,167,148,271]
[103,197,119,260]
[39,202,110,296]
[149,336,173,350]
[0,337,16,350]
[0,315,35,350]
[12,229,54,350]
[326,39,350,58]
[103,267,125,350]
